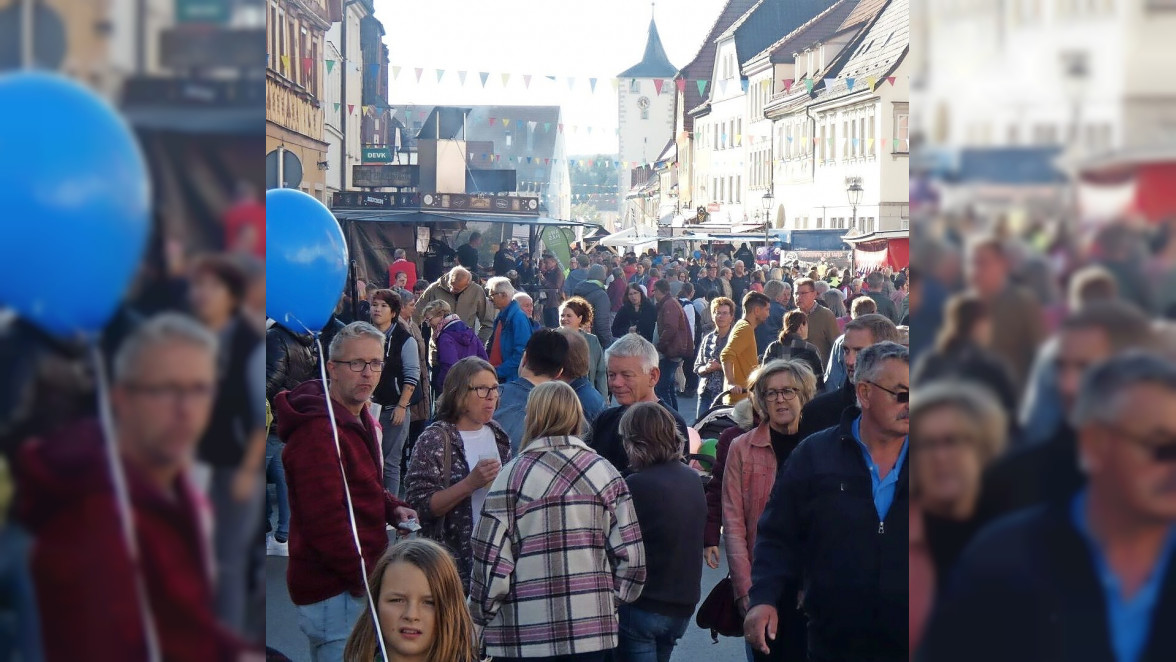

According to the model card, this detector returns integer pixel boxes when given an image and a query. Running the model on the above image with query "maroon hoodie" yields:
[17,419,247,661]
[276,379,410,606]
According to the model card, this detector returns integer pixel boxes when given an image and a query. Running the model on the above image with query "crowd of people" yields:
[909,214,1176,661]
[263,233,913,662]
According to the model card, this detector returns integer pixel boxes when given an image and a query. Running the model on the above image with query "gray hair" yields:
[845,313,900,344]
[604,332,659,374]
[513,292,533,306]
[815,280,830,295]
[748,359,818,419]
[866,271,886,287]
[394,248,406,260]
[1071,351,1176,429]
[764,280,786,300]
[485,276,515,297]
[328,321,386,360]
[448,266,472,283]
[853,341,909,387]
[114,313,218,383]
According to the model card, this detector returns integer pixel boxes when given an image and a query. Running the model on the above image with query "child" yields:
[344,539,478,662]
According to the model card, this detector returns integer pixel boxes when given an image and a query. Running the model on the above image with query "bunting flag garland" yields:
[544,122,551,132]
[653,79,664,95]
[364,105,374,116]
[458,70,468,85]
[804,78,814,92]
[503,118,511,128]
[696,79,708,96]
[719,79,728,95]
[846,77,855,91]
[567,77,576,91]
[824,78,837,90]
[325,59,336,74]
[435,69,444,83]
[502,73,511,87]
[348,104,355,115]
[867,75,877,90]
[867,138,875,151]
[611,79,619,92]
[489,117,497,127]
[524,74,532,89]
[527,120,537,132]
[740,78,749,93]
[782,78,794,93]
[589,78,597,93]
[414,68,424,82]
[392,66,401,80]
[675,78,686,93]
[334,102,341,112]
[280,55,289,71]
[479,72,489,87]
[887,76,896,86]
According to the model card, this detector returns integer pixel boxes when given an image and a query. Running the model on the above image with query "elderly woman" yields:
[405,357,512,593]
[722,359,817,662]
[560,296,608,399]
[469,381,646,661]
[421,299,488,395]
[909,381,1007,653]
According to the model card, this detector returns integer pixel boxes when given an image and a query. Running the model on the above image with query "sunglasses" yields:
[1102,423,1176,463]
[867,381,909,404]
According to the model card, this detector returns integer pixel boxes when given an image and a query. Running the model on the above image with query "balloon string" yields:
[91,344,163,662]
[316,336,390,662]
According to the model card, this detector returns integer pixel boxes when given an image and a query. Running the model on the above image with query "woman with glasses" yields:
[721,359,816,662]
[420,299,488,396]
[369,289,421,498]
[405,357,511,594]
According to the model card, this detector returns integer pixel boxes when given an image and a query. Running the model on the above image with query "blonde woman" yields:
[404,357,511,594]
[469,381,646,661]
[722,359,816,662]
[343,539,478,662]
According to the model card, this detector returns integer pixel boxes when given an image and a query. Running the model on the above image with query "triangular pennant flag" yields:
[824,78,837,90]
[567,77,576,91]
[846,77,855,90]
[867,76,877,90]
[479,72,489,87]
[326,60,336,74]
[740,78,749,93]
[654,79,665,95]
[527,120,537,132]
[735,134,741,146]
[804,78,814,92]
[392,66,402,80]
[458,71,468,85]
[302,57,312,72]
[893,138,900,151]
[489,117,497,127]
[675,78,686,93]
[334,102,341,112]
[544,122,551,132]
[363,105,373,116]
[524,75,532,89]
[415,68,424,83]
[782,78,794,93]
[280,55,289,71]
[887,77,896,86]
[501,73,511,87]
[613,161,619,167]
[590,78,598,93]
[503,119,511,128]
[558,124,564,133]
[526,157,532,164]
[588,159,595,167]
[545,158,550,165]
[348,104,355,115]
[786,135,793,142]
[436,69,444,83]
[696,79,708,96]
[852,138,859,147]
[867,138,875,151]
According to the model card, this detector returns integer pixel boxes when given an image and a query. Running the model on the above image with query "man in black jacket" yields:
[799,314,898,440]
[919,352,1176,662]
[746,342,909,661]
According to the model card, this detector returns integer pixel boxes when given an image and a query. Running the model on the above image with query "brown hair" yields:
[710,296,735,318]
[782,309,807,337]
[742,291,771,312]
[850,296,878,317]
[556,327,591,380]
[935,293,988,353]
[370,289,402,318]
[434,357,497,424]
[521,381,585,450]
[190,253,247,305]
[560,296,595,330]
[619,401,685,471]
[343,538,477,662]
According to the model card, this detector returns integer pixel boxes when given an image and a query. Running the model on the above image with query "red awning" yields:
[853,237,908,271]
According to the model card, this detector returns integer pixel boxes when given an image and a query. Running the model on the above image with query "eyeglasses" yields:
[867,381,909,404]
[125,383,216,403]
[762,387,800,402]
[1100,423,1176,463]
[796,289,816,296]
[468,384,501,399]
[332,359,385,373]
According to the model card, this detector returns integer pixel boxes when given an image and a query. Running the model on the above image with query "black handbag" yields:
[696,575,743,643]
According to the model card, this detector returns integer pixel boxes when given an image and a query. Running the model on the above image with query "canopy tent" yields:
[598,226,662,249]
[844,230,909,272]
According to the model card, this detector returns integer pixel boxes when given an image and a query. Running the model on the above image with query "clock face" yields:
[637,96,650,109]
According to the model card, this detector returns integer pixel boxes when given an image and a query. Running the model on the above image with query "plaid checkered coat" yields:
[468,435,646,658]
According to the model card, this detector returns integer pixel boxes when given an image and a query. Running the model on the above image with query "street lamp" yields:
[761,191,774,266]
[846,181,863,275]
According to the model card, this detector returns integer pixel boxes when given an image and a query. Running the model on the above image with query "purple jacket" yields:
[434,318,489,391]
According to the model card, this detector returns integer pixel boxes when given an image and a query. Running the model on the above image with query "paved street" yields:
[266,391,750,661]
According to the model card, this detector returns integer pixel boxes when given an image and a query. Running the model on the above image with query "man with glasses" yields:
[793,277,839,366]
[745,341,909,661]
[17,313,260,660]
[275,322,417,661]
[800,314,898,439]
[920,351,1176,662]
[484,277,533,383]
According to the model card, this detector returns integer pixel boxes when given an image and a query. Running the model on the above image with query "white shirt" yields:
[460,426,499,529]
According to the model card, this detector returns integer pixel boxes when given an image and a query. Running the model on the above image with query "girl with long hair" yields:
[611,283,657,342]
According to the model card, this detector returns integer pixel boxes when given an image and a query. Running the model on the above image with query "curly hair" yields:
[560,296,595,330]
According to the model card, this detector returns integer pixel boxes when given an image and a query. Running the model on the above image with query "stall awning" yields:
[331,209,593,227]
[599,227,662,248]
[845,230,909,271]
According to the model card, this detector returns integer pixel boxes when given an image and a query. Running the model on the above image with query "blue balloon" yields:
[266,188,349,333]
[0,72,149,339]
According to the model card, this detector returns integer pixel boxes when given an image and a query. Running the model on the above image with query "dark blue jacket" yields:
[488,300,533,382]
[750,409,908,662]
[918,502,1176,662]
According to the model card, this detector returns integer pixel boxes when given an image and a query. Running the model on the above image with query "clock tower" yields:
[617,4,677,224]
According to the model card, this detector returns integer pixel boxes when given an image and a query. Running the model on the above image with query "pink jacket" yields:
[721,423,779,601]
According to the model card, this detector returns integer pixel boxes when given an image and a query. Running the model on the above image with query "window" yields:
[819,124,827,162]
[505,133,512,147]
[894,104,909,153]
[844,121,850,159]
[830,123,837,162]
[736,176,741,203]
[641,108,649,120]
[629,79,640,93]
